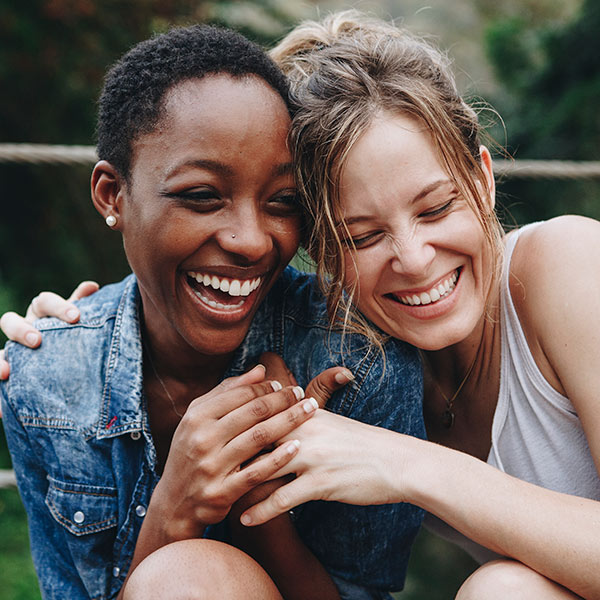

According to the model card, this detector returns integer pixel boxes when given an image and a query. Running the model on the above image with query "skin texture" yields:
[5,78,600,600]
[238,117,600,599]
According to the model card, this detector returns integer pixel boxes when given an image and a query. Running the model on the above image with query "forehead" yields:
[130,74,292,177]
[340,113,447,205]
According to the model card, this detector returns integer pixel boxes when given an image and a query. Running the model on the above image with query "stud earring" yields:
[106,215,117,227]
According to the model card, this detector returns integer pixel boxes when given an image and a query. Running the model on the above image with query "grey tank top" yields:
[425,222,600,563]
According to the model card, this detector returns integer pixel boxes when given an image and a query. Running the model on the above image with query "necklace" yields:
[421,349,478,429]
[142,338,185,419]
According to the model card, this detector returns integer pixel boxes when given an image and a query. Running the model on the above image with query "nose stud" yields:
[231,234,236,239]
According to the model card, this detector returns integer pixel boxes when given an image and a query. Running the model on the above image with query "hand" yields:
[0,281,99,382]
[259,351,354,408]
[239,410,406,526]
[148,364,320,541]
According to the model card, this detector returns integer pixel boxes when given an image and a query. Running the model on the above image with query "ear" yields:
[479,145,495,211]
[91,160,127,229]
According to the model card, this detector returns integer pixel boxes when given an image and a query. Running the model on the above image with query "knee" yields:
[122,539,281,600]
[456,560,555,600]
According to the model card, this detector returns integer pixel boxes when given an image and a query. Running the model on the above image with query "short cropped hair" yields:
[97,24,290,179]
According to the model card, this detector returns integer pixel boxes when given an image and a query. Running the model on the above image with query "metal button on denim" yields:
[73,510,85,524]
[130,431,141,440]
[112,567,120,578]
[135,505,146,517]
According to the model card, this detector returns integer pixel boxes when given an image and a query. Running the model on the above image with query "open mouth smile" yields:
[389,268,460,306]
[187,271,262,311]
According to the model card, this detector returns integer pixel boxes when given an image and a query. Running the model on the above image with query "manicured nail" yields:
[25,332,39,346]
[292,386,305,400]
[302,397,318,413]
[287,439,301,453]
[240,513,252,526]
[335,369,354,384]
[271,380,283,392]
[65,308,79,321]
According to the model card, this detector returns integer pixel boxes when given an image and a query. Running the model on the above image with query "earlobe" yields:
[91,160,126,229]
[479,146,496,211]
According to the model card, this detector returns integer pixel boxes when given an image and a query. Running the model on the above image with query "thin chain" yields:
[421,348,479,429]
[142,338,185,419]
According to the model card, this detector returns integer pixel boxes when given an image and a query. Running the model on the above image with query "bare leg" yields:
[122,539,284,600]
[456,559,582,600]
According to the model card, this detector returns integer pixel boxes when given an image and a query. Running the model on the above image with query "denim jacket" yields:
[1,267,424,600]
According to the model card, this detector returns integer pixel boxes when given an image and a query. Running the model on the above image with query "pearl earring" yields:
[106,215,117,227]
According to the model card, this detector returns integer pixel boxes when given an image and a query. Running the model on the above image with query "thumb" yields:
[306,367,354,408]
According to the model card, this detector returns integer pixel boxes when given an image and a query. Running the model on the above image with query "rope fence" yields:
[0,145,599,487]
[1,143,600,179]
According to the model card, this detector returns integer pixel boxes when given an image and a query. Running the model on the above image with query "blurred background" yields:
[0,0,598,598]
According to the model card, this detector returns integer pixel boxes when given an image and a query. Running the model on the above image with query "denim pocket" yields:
[46,476,118,536]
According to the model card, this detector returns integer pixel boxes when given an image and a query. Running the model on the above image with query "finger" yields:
[0,349,9,382]
[26,291,80,323]
[306,367,354,408]
[224,395,319,462]
[218,383,306,436]
[240,474,311,526]
[259,352,298,386]
[231,440,301,501]
[67,280,99,302]
[189,379,284,419]
[0,312,41,347]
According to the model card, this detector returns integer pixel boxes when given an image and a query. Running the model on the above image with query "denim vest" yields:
[1,267,424,599]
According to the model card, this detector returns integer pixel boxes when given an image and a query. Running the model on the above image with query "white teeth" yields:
[187,272,262,299]
[397,270,459,307]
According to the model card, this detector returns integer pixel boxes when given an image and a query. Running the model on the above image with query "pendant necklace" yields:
[421,348,479,429]
[143,338,185,419]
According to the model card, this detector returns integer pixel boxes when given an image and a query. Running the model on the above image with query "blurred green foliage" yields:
[0,0,598,598]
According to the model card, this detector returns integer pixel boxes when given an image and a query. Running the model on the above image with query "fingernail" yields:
[287,439,301,453]
[302,397,318,413]
[65,308,79,321]
[271,380,283,392]
[335,369,354,384]
[25,332,39,346]
[240,513,252,526]
[255,364,266,372]
[292,386,305,400]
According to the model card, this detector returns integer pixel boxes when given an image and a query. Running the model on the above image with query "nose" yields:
[388,230,436,279]
[217,205,273,263]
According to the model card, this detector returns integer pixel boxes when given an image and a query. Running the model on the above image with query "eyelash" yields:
[347,198,456,249]
[162,190,300,214]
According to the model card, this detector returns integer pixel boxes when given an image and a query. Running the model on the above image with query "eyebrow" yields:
[165,159,295,180]
[343,178,453,226]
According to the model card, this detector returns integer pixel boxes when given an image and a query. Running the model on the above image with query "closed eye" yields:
[419,198,455,218]
[347,231,385,249]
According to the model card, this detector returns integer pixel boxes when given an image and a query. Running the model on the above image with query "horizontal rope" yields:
[0,469,16,489]
[1,144,600,179]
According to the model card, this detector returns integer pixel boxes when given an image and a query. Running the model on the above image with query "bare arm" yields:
[243,217,600,600]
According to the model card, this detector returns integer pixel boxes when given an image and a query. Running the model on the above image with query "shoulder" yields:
[1,275,137,417]
[509,216,600,393]
[272,266,328,323]
[510,216,600,310]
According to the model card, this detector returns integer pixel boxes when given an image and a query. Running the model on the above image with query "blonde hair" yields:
[271,10,504,346]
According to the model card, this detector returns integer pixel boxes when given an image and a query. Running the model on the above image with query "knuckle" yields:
[250,397,270,419]
[272,488,292,512]
[244,467,263,487]
[286,408,301,426]
[251,425,270,447]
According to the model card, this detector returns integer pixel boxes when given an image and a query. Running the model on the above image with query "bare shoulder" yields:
[509,215,600,397]
[510,215,600,295]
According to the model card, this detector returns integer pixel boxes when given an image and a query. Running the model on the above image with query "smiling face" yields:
[339,113,494,351]
[114,75,301,360]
